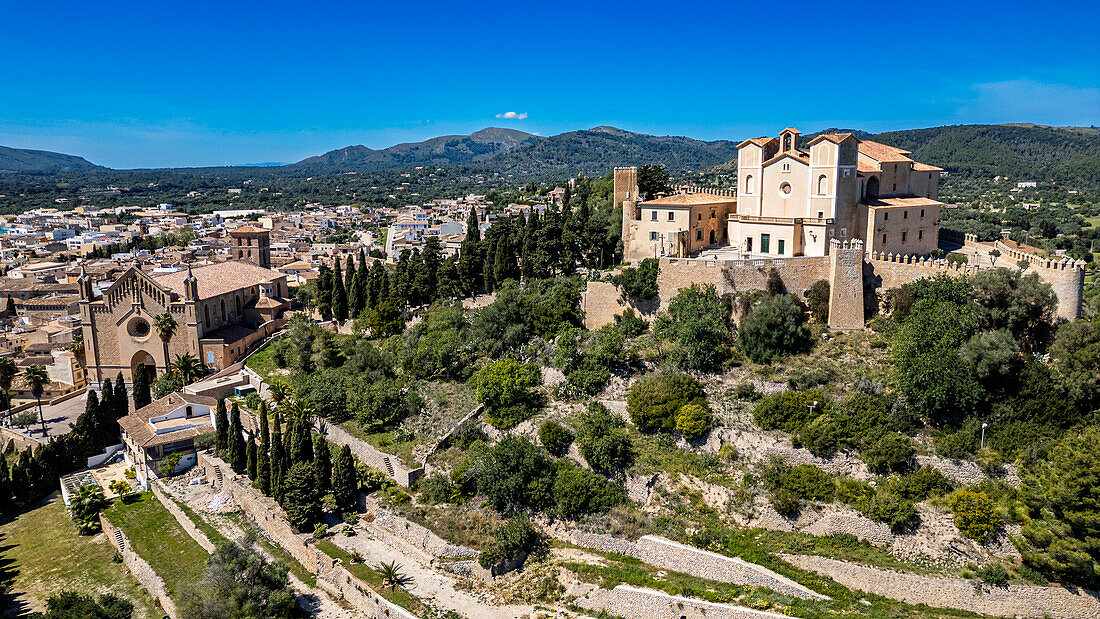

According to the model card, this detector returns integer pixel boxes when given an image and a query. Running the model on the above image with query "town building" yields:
[118,391,216,488]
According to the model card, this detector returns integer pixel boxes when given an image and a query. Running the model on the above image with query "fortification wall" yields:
[100,513,178,619]
[785,554,1100,618]
[656,256,831,308]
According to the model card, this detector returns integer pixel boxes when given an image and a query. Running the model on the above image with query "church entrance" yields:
[130,351,156,385]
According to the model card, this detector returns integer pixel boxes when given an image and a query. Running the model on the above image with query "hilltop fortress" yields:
[584,127,1085,330]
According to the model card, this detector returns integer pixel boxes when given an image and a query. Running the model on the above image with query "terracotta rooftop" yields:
[229,225,268,234]
[153,261,284,300]
[807,132,856,145]
[862,196,944,208]
[763,151,810,167]
[118,392,217,448]
[640,192,738,206]
[913,162,944,172]
[858,141,913,163]
[857,160,881,174]
[737,137,778,148]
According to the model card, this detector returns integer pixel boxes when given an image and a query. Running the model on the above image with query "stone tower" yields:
[615,167,640,259]
[827,239,865,331]
[229,225,271,268]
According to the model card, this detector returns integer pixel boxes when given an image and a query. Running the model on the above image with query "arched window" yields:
[745,174,755,194]
[185,405,193,418]
[817,174,828,195]
[783,134,792,151]
[204,305,210,326]
[221,300,226,322]
[235,295,241,315]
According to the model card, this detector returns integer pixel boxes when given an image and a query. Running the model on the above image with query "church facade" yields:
[79,231,290,388]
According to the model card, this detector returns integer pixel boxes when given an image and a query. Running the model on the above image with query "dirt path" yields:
[329,527,536,619]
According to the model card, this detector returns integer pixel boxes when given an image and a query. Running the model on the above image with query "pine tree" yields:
[331,445,357,515]
[313,435,331,494]
[229,403,246,473]
[132,363,152,411]
[332,256,348,321]
[247,433,257,480]
[258,403,271,495]
[215,399,228,457]
[113,372,127,417]
[271,414,285,501]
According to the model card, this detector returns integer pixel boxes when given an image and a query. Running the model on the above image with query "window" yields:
[844,169,851,177]
[903,210,908,220]
[698,213,702,221]
[779,182,792,197]
[778,239,786,255]
[882,233,887,245]
[892,183,897,192]
[185,406,193,418]
[746,237,753,252]
[817,174,828,195]
[668,212,675,221]
[696,230,703,241]
[710,211,715,219]
[649,231,659,241]
[920,208,925,218]
[761,234,771,253]
[206,351,215,364]
[782,162,791,172]
[883,212,889,221]
[918,230,924,240]
[745,174,755,194]
[651,210,658,221]
[818,211,824,219]
[902,231,908,243]
[840,228,848,237]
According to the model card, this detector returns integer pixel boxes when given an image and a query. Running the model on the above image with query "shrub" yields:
[627,373,708,433]
[738,294,811,363]
[612,258,659,300]
[760,459,834,513]
[538,421,575,456]
[948,490,1002,541]
[805,280,830,322]
[675,403,713,440]
[975,562,1010,587]
[860,432,915,474]
[734,382,760,401]
[313,523,328,540]
[468,358,542,429]
[863,492,917,530]
[799,412,846,457]
[552,463,623,517]
[889,466,952,501]
[244,392,263,410]
[614,309,649,337]
[835,477,875,510]
[478,516,546,569]
[752,390,827,434]
[655,284,733,372]
[418,474,455,505]
[577,402,634,475]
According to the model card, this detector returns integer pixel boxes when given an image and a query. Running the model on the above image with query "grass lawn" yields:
[0,495,158,618]
[101,492,209,602]
[244,340,281,381]
[315,539,424,613]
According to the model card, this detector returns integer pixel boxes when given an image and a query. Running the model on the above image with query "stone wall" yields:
[785,554,1100,619]
[319,421,423,488]
[657,255,831,309]
[196,452,416,619]
[151,480,216,553]
[578,584,791,619]
[100,513,178,619]
[368,507,479,560]
[552,529,827,601]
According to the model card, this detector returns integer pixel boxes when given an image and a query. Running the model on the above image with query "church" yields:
[619,127,945,261]
[79,228,290,388]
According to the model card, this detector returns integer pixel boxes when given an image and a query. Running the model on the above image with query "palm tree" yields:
[374,561,412,595]
[267,380,292,411]
[23,365,48,436]
[171,354,206,386]
[284,397,315,426]
[154,313,178,373]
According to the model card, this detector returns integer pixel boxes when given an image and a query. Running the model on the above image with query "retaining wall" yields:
[553,529,827,601]
[196,452,415,619]
[369,508,479,560]
[578,584,791,619]
[785,554,1100,619]
[150,480,216,553]
[319,421,423,488]
[100,513,178,619]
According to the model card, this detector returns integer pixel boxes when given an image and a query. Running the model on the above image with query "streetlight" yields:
[980,422,988,450]
[808,400,818,417]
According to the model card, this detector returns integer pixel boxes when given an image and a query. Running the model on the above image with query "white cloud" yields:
[494,111,528,120]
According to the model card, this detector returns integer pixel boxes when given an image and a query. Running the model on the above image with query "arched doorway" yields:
[866,176,880,199]
[130,350,156,385]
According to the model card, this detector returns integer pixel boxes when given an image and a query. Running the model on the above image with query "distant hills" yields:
[0,145,104,173]
[2,123,1097,188]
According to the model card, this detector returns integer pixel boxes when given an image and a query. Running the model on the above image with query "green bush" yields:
[627,373,708,434]
[800,412,846,457]
[835,477,875,510]
[863,492,917,531]
[577,402,633,475]
[860,432,916,474]
[418,474,456,505]
[976,562,1010,587]
[888,466,952,501]
[752,390,827,434]
[468,358,542,429]
[478,516,545,569]
[675,403,713,440]
[612,258,659,300]
[734,382,760,401]
[538,420,575,456]
[552,463,623,517]
[760,459,834,514]
[738,294,811,363]
[948,490,1002,541]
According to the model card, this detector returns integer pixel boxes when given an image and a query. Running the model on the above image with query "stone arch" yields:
[130,350,156,387]
[817,174,828,195]
[866,176,880,199]
[745,174,755,194]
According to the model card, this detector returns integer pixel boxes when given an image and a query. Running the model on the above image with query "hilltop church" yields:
[619,127,945,261]
[80,227,290,387]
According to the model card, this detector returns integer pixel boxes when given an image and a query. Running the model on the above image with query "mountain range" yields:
[2,123,1098,187]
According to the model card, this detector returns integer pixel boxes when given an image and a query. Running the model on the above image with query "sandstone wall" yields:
[100,513,178,619]
[578,584,791,619]
[368,507,479,560]
[319,421,423,488]
[151,480,216,553]
[657,256,830,309]
[785,554,1100,619]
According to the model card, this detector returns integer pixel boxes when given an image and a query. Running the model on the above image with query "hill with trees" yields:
[0,146,104,173]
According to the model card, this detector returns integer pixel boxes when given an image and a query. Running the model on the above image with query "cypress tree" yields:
[132,363,152,411]
[316,266,333,320]
[271,414,285,501]
[114,372,127,417]
[282,461,320,531]
[258,403,271,495]
[4,296,14,316]
[9,457,28,505]
[247,432,257,480]
[459,209,482,296]
[285,416,314,465]
[313,435,331,493]
[356,250,369,309]
[331,445,357,515]
[344,255,356,301]
[229,403,246,473]
[83,389,101,445]
[522,209,540,280]
[332,256,348,321]
[0,452,11,513]
[215,399,228,457]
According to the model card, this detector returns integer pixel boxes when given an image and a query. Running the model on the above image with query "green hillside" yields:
[0,145,104,172]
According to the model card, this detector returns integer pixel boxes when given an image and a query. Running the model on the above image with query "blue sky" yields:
[1,0,1097,169]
